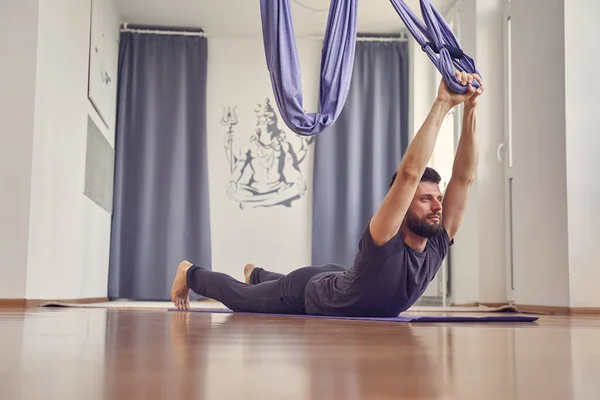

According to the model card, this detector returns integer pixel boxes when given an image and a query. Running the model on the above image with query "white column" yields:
[0,0,40,299]
[564,0,600,308]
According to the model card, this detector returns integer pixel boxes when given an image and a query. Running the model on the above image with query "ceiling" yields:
[114,0,455,36]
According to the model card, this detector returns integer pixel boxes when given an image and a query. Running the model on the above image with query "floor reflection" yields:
[1,307,599,399]
[103,309,210,399]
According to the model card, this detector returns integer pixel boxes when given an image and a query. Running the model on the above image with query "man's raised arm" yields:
[442,74,484,240]
[369,72,478,246]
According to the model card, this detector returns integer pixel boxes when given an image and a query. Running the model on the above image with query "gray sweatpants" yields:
[186,264,346,314]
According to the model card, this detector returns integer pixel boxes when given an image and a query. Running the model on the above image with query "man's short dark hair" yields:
[389,167,441,188]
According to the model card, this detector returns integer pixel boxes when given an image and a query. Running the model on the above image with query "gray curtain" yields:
[311,40,409,267]
[108,28,211,300]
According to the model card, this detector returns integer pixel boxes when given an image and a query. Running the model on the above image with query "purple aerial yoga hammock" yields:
[389,0,481,93]
[259,0,358,136]
[259,0,479,136]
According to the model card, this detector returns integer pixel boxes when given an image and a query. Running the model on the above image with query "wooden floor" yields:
[1,307,599,399]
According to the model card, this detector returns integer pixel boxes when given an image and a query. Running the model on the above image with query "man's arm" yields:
[442,76,484,240]
[369,72,482,246]
[369,99,451,246]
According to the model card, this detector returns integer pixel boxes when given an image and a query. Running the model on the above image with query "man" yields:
[171,71,484,317]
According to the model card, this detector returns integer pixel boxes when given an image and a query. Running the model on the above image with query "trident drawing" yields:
[221,106,238,172]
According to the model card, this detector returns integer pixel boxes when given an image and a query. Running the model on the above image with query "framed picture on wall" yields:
[87,0,119,130]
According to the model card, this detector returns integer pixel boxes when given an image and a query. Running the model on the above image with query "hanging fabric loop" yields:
[389,0,481,93]
[421,42,464,59]
[259,0,358,136]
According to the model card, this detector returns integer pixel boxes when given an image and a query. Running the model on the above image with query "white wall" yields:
[448,0,482,305]
[206,38,321,281]
[408,36,434,141]
[564,0,600,308]
[510,0,570,307]
[24,0,120,299]
[472,0,507,303]
[0,0,39,299]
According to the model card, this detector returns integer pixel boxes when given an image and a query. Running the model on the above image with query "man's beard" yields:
[405,210,444,238]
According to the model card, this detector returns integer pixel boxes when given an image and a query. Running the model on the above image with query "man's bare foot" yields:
[244,263,257,284]
[171,260,193,310]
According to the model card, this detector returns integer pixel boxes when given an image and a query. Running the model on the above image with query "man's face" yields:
[405,181,444,238]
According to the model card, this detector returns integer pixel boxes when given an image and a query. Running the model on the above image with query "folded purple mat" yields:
[170,308,539,322]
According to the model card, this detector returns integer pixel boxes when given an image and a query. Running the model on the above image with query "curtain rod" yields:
[120,26,409,42]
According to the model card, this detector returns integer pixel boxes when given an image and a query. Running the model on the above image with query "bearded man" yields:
[171,71,484,317]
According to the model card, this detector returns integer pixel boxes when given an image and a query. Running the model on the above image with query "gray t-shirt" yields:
[304,223,453,317]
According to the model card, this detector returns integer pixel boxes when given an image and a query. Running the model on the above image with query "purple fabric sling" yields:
[259,0,479,136]
[259,0,358,136]
[389,0,481,93]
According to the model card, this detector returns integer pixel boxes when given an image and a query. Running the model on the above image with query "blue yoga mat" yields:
[170,308,538,323]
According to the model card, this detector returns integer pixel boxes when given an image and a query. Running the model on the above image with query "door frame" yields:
[502,0,516,302]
